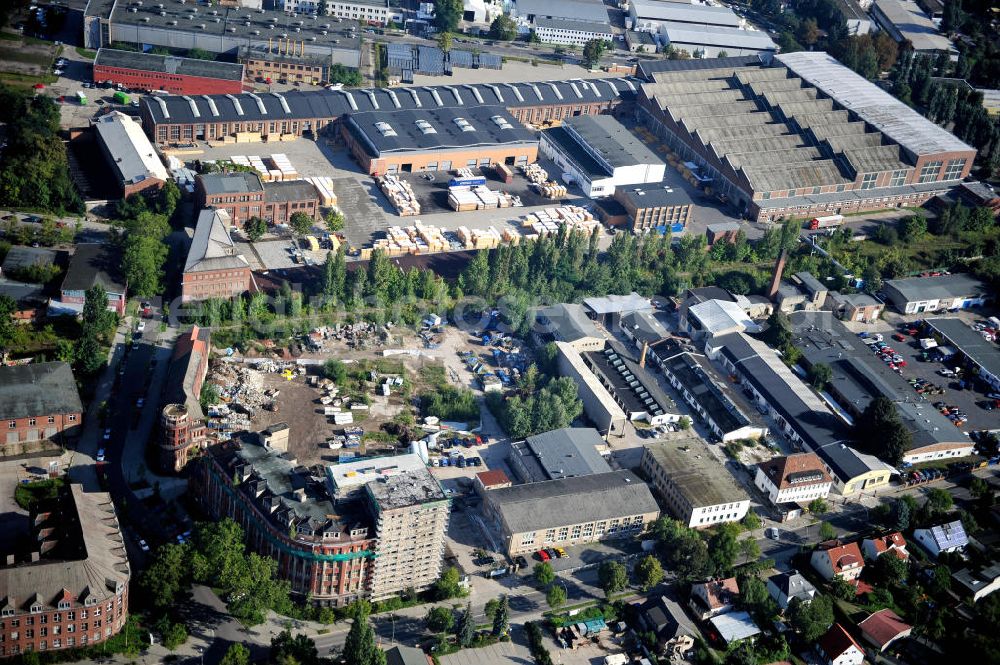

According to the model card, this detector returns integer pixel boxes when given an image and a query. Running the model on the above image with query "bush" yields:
[422,385,480,423]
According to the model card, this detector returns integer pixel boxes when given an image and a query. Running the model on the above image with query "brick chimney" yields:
[767,249,787,302]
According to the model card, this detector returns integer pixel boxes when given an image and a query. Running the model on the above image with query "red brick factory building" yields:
[0,362,83,451]
[195,172,319,227]
[93,48,246,95]
[159,326,211,472]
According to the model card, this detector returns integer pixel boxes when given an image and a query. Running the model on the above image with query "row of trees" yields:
[650,516,761,583]
[0,87,83,214]
[889,51,1000,176]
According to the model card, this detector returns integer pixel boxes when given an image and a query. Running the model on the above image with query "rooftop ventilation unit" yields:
[452,117,474,132]
[415,119,436,134]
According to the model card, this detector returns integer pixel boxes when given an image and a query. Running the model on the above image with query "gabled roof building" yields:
[817,623,864,665]
[914,520,968,558]
[755,453,832,506]
[810,541,864,581]
[181,209,254,303]
[766,571,817,610]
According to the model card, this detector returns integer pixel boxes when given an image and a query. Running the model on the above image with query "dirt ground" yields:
[0,36,58,80]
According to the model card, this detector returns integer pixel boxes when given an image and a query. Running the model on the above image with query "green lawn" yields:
[14,478,65,511]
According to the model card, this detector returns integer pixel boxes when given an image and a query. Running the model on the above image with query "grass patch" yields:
[75,47,97,59]
[15,478,65,510]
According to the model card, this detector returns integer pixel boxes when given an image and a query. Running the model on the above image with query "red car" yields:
[892,333,907,342]
[537,549,550,561]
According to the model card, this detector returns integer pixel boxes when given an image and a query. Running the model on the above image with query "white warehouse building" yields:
[539,114,666,197]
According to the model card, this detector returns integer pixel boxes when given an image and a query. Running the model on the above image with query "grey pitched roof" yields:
[767,571,816,600]
[0,278,46,304]
[535,16,612,34]
[511,427,610,481]
[264,180,319,203]
[535,303,602,342]
[0,362,83,420]
[198,172,263,196]
[884,273,989,304]
[385,645,429,665]
[583,292,652,316]
[94,111,168,185]
[61,244,125,294]
[489,470,659,533]
[95,47,244,82]
[514,0,610,23]
[560,114,664,171]
[815,442,894,483]
[621,310,669,345]
[921,520,968,550]
[1,246,58,273]
[185,209,250,273]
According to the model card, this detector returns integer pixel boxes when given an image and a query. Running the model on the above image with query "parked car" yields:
[138,538,150,552]
[96,448,106,462]
[537,549,550,561]
[765,527,780,540]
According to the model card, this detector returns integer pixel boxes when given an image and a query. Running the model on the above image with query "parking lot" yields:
[876,322,1000,434]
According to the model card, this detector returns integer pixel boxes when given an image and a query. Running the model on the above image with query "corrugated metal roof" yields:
[777,51,973,156]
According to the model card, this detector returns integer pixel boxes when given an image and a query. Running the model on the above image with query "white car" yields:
[136,321,146,334]
[96,448,106,462]
[138,538,150,552]
[136,397,145,408]
[103,428,112,440]
[765,527,780,540]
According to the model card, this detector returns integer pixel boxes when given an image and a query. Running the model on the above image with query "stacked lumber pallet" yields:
[268,153,297,180]
[377,175,421,216]
[304,177,338,207]
[456,225,502,250]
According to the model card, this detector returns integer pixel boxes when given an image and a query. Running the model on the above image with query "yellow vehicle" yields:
[282,369,295,381]
[555,547,567,558]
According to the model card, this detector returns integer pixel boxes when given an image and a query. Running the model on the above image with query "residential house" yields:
[689,577,739,619]
[817,623,865,665]
[810,541,864,581]
[635,594,698,646]
[953,564,1000,602]
[829,291,884,323]
[385,643,432,665]
[766,571,817,610]
[858,608,912,652]
[754,453,832,506]
[862,532,909,561]
[914,520,968,558]
[58,244,127,316]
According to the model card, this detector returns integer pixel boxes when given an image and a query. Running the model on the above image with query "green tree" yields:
[488,14,517,40]
[484,597,501,622]
[142,543,190,609]
[270,630,319,665]
[328,64,363,86]
[244,216,267,242]
[677,416,692,430]
[808,363,833,390]
[742,511,762,532]
[534,561,555,587]
[926,487,954,513]
[829,576,855,601]
[426,606,455,633]
[325,209,345,233]
[162,622,189,650]
[0,294,18,351]
[343,605,386,665]
[808,498,829,515]
[739,537,761,565]
[874,551,909,586]
[582,39,606,68]
[289,212,314,237]
[899,215,927,242]
[458,603,475,646]
[635,555,665,591]
[322,358,348,384]
[787,595,834,641]
[433,566,465,600]
[434,0,462,32]
[546,584,567,608]
[323,246,347,300]
[853,395,911,465]
[598,560,629,597]
[708,523,741,576]
[220,644,250,665]
[491,594,509,636]
[818,522,836,541]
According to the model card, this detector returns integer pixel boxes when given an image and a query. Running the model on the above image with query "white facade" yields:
[687,501,749,529]
[754,466,832,505]
[282,0,402,24]
[826,643,865,665]
[539,134,666,198]
[901,442,975,465]
[533,22,612,46]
